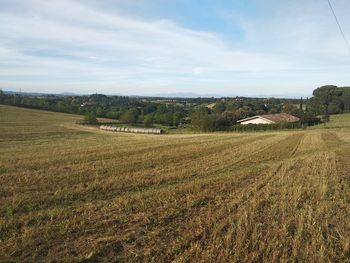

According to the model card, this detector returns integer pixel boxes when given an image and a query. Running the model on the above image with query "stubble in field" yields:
[0,105,350,262]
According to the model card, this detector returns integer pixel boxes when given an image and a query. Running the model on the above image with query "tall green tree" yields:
[313,85,342,115]
[191,107,214,131]
[84,113,97,124]
[121,108,139,123]
[341,87,350,112]
[143,115,153,127]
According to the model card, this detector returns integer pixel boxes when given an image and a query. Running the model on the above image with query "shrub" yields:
[300,115,321,125]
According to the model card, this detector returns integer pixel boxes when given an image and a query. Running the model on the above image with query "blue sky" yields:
[1,0,350,97]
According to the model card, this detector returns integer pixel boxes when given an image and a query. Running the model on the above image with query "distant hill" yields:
[153,92,221,98]
[2,90,310,99]
[3,90,81,97]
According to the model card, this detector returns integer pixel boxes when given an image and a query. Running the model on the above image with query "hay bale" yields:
[100,125,163,134]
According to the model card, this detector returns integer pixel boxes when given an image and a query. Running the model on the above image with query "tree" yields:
[299,114,321,126]
[0,89,5,103]
[106,111,121,120]
[83,113,97,124]
[342,87,350,112]
[211,114,230,130]
[96,106,106,117]
[143,115,153,127]
[313,85,342,115]
[234,106,253,119]
[156,104,167,114]
[255,110,266,115]
[121,108,139,123]
[144,103,158,114]
[212,102,226,114]
[328,103,341,114]
[172,112,182,127]
[283,103,297,114]
[191,107,214,131]
[225,101,240,111]
[307,97,322,115]
[290,108,305,118]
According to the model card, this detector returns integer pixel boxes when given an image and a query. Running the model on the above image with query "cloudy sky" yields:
[1,0,349,97]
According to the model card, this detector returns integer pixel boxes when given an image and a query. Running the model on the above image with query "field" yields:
[1,105,350,262]
[311,113,350,129]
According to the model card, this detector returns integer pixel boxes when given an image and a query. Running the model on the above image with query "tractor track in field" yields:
[3,134,278,216]
[65,135,301,253]
[73,133,307,262]
[2,105,350,262]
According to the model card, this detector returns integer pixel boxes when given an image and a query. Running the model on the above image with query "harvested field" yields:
[0,105,350,262]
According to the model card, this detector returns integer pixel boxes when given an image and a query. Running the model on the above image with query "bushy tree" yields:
[143,114,153,127]
[144,103,158,114]
[121,108,139,123]
[212,102,226,114]
[172,112,182,127]
[283,103,297,114]
[307,97,323,115]
[234,106,253,119]
[299,114,321,125]
[191,107,214,131]
[83,113,97,124]
[106,111,121,120]
[313,85,342,115]
[96,106,106,117]
[328,103,341,114]
[342,88,350,112]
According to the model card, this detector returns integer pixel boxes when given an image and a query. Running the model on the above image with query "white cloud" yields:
[0,0,349,95]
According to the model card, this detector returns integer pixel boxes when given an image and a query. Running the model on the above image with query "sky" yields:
[0,0,350,97]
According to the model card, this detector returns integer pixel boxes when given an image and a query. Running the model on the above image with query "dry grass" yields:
[0,105,350,262]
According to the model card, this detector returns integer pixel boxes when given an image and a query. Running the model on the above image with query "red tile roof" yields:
[260,113,299,123]
[237,113,300,123]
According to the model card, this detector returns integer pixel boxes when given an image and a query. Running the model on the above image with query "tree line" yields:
[0,85,349,131]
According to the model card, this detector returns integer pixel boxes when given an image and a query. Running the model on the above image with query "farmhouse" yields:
[237,113,300,125]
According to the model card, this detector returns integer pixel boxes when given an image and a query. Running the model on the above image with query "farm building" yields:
[237,113,300,125]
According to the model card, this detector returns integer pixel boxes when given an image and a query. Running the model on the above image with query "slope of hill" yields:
[312,113,350,129]
[0,105,349,262]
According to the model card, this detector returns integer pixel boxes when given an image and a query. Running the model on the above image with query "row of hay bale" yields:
[100,125,163,134]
